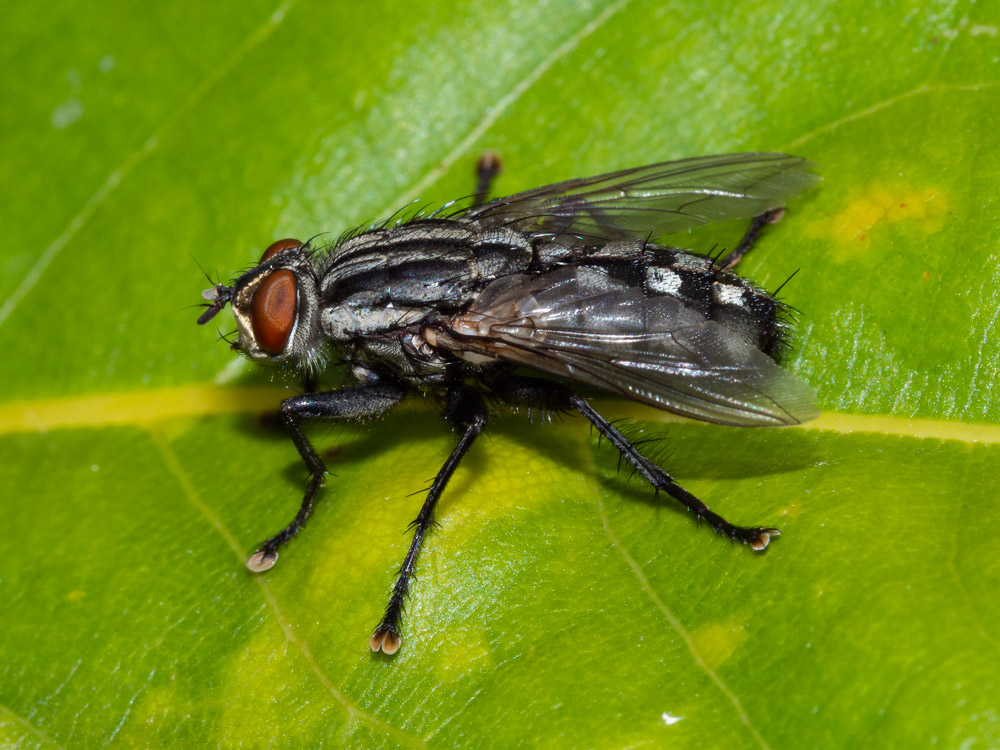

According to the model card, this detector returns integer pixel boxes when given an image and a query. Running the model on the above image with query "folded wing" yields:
[436,266,817,427]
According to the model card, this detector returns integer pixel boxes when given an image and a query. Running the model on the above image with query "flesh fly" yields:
[198,152,819,654]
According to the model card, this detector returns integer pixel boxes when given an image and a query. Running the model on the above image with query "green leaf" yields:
[3,1,999,747]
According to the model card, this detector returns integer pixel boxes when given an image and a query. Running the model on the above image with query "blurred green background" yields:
[2,1,999,747]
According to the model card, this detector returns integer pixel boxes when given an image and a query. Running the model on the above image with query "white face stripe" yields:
[646,266,683,296]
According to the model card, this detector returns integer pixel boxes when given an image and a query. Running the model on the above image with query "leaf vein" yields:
[783,81,998,151]
[6,386,1000,446]
[0,702,67,750]
[592,489,773,750]
[381,0,634,215]
[0,0,295,330]
[946,449,1000,653]
[147,427,426,749]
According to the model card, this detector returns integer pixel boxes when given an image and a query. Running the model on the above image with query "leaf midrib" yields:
[3,384,999,445]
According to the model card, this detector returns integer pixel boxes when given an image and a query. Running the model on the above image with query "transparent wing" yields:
[438,267,817,426]
[461,152,818,245]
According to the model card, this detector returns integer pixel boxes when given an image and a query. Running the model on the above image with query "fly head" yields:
[198,238,325,372]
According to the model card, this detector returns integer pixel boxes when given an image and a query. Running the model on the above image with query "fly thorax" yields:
[318,221,533,343]
[403,329,437,361]
[320,297,429,343]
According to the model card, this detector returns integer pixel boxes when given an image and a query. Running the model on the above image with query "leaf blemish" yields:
[808,183,949,258]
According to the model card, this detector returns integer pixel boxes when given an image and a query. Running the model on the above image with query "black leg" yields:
[491,375,779,551]
[246,383,407,572]
[370,384,488,655]
[719,207,786,269]
[474,151,503,206]
[301,372,318,394]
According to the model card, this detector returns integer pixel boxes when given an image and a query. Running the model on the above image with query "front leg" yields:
[246,383,407,572]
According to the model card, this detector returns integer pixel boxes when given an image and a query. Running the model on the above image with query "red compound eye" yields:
[250,270,297,354]
[260,238,302,264]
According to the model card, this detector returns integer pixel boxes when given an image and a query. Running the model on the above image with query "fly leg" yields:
[370,385,488,655]
[473,151,503,205]
[719,207,786,269]
[246,383,407,572]
[491,375,779,551]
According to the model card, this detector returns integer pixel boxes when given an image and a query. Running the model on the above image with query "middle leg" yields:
[370,384,489,655]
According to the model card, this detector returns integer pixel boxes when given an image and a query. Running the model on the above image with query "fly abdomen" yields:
[549,242,790,361]
[642,248,788,360]
[708,280,786,359]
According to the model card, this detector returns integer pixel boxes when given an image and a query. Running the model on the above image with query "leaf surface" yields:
[2,1,999,747]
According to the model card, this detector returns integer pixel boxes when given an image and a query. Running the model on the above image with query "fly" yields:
[198,152,819,654]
